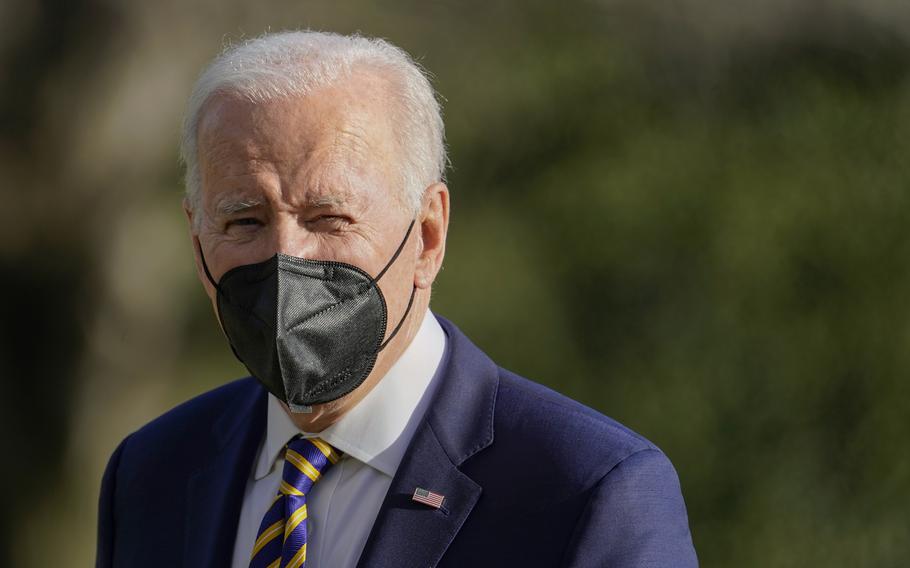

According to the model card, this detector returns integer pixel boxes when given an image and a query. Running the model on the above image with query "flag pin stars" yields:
[412,487,445,509]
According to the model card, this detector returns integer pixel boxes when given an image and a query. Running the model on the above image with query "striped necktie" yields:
[249,436,340,568]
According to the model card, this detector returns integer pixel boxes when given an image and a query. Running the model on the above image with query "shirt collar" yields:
[254,309,447,479]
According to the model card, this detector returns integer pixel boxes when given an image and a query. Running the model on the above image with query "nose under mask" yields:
[198,220,417,411]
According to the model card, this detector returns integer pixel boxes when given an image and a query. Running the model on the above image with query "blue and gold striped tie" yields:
[249,436,340,568]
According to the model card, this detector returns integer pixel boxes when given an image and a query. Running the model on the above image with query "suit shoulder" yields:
[496,368,657,454]
[132,377,259,437]
[490,368,663,488]
[118,377,262,467]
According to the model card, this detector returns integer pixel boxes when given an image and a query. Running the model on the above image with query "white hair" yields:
[180,31,447,216]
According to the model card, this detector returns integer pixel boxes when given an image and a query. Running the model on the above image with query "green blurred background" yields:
[2,0,909,566]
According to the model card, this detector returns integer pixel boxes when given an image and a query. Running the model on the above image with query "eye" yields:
[225,217,263,231]
[307,215,350,230]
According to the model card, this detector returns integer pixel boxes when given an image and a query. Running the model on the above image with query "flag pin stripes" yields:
[412,487,445,509]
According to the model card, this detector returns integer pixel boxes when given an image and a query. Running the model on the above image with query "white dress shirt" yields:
[231,309,447,568]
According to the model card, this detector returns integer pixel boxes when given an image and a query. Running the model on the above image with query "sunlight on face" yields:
[186,70,437,430]
[194,71,413,280]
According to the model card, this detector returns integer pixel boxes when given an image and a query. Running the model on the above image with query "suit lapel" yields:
[184,380,267,567]
[357,316,500,568]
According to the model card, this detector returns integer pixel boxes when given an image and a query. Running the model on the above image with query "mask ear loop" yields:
[196,240,222,292]
[375,219,418,351]
[379,285,416,351]
[372,219,416,284]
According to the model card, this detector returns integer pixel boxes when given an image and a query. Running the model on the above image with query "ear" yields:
[414,182,449,289]
[184,197,217,299]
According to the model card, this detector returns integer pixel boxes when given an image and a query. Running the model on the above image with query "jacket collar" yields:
[184,379,267,567]
[356,315,499,567]
[425,316,498,465]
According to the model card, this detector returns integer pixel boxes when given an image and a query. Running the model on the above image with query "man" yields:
[96,31,697,567]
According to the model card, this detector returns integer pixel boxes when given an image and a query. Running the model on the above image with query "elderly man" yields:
[96,31,697,568]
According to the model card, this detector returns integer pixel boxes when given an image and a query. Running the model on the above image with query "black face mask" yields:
[199,221,416,411]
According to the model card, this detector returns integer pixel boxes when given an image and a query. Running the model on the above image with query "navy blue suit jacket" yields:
[97,316,697,567]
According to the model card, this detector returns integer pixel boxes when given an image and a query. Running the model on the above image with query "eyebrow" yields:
[308,194,350,209]
[214,197,264,216]
[212,193,352,217]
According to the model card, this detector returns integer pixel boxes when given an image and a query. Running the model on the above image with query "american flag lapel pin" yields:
[412,487,445,509]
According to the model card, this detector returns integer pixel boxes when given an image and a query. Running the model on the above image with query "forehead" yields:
[195,72,400,208]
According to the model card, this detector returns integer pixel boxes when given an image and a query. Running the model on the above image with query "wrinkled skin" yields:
[185,70,449,432]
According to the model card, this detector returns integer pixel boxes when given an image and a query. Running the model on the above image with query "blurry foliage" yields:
[2,0,909,566]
